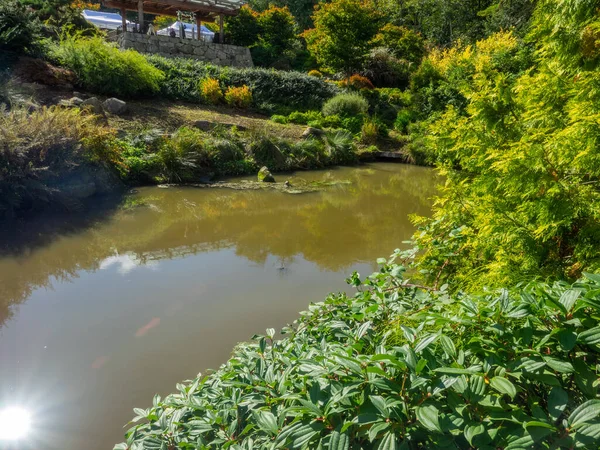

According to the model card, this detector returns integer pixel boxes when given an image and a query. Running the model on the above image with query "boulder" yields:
[81,97,104,115]
[103,97,128,115]
[59,97,84,107]
[258,166,275,183]
[302,127,326,139]
[193,120,212,131]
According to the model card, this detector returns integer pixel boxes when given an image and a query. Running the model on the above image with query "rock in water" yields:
[258,166,275,183]
[103,98,128,115]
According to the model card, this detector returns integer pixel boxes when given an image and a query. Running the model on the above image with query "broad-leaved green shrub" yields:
[117,253,600,450]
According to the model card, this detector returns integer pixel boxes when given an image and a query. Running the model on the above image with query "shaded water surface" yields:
[0,163,437,450]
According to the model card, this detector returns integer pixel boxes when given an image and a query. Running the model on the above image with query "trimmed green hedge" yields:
[115,250,600,450]
[147,55,340,113]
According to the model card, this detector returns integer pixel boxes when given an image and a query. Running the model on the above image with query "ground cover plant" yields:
[115,250,600,449]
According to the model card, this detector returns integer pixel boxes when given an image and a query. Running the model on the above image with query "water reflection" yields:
[0,163,436,330]
[0,163,438,450]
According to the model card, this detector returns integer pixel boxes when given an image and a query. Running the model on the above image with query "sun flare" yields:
[0,407,31,441]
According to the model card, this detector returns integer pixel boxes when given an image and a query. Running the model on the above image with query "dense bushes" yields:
[147,55,339,112]
[116,251,600,450]
[411,1,600,290]
[304,0,383,76]
[117,124,359,183]
[225,5,299,68]
[49,35,164,97]
[0,0,42,54]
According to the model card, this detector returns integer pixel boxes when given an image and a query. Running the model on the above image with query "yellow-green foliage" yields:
[199,78,223,105]
[50,34,164,97]
[360,119,379,144]
[0,105,116,215]
[224,85,253,109]
[414,2,600,290]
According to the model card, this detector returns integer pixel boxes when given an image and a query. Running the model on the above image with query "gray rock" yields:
[258,166,275,183]
[103,98,128,115]
[193,120,213,131]
[302,127,326,139]
[81,97,104,115]
[58,97,84,107]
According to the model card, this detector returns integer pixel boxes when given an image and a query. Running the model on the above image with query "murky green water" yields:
[0,163,437,450]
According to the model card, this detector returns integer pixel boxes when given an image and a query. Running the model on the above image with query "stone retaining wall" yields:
[117,32,253,68]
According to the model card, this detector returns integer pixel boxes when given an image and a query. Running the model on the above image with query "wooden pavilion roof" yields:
[102,0,243,18]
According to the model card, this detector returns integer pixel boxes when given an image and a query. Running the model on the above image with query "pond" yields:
[0,163,437,450]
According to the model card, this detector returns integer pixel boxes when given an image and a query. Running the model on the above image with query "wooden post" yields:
[196,14,202,41]
[121,6,127,32]
[138,0,144,32]
[219,14,224,44]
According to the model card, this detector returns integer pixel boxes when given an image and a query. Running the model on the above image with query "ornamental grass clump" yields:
[0,105,116,215]
[115,249,600,450]
[322,92,369,118]
[50,35,164,97]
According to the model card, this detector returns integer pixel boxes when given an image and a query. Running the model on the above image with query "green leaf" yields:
[433,365,482,375]
[464,423,485,446]
[584,272,600,284]
[370,395,389,418]
[299,399,322,417]
[376,431,397,450]
[368,422,390,442]
[544,357,574,373]
[578,326,600,345]
[568,400,600,429]
[490,376,516,399]
[253,411,278,435]
[290,423,322,449]
[557,330,577,351]
[329,426,350,450]
[576,423,600,440]
[416,404,442,432]
[559,289,580,312]
[440,335,456,358]
[415,358,428,374]
[548,387,568,422]
[525,421,555,429]
[505,434,534,450]
[415,333,439,352]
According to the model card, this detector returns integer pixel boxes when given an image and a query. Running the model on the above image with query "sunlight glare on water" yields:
[0,407,31,441]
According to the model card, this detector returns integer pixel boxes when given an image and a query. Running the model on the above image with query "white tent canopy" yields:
[157,21,215,42]
[82,9,132,30]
